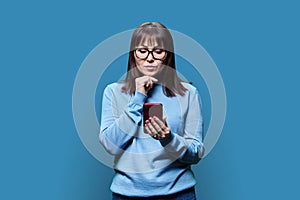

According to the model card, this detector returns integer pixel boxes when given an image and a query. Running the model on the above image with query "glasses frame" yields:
[134,48,167,61]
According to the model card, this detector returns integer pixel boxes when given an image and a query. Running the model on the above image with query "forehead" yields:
[136,35,164,47]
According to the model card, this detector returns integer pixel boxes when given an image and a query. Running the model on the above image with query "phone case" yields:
[143,103,163,125]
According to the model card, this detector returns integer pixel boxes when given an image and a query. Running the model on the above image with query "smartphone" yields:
[143,102,163,125]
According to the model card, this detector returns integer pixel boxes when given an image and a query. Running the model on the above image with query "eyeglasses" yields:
[134,48,167,60]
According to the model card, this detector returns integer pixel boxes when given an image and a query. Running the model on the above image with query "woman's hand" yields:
[145,116,171,140]
[135,76,158,95]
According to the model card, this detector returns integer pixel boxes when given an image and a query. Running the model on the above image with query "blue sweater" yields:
[99,82,204,197]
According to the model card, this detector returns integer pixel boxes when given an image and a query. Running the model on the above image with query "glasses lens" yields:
[135,48,149,59]
[152,49,166,59]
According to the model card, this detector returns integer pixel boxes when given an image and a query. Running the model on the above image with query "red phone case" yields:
[143,103,163,125]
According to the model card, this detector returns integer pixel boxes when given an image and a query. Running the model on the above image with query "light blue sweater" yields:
[99,82,204,197]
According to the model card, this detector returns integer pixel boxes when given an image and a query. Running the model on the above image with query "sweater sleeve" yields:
[99,85,147,155]
[160,88,205,164]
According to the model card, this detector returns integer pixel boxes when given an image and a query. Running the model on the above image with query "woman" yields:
[99,22,204,200]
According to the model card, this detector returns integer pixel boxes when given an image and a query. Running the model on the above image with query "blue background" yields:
[1,0,299,199]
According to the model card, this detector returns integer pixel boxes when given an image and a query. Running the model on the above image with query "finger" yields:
[148,80,153,88]
[153,116,167,129]
[139,76,157,87]
[145,124,157,137]
[153,134,165,140]
[144,125,151,134]
[144,119,151,133]
[153,116,171,136]
[162,116,167,124]
[149,77,158,82]
[147,122,157,135]
[163,127,171,135]
[137,76,151,85]
[149,117,163,134]
[145,78,154,90]
[155,134,166,140]
[142,76,157,83]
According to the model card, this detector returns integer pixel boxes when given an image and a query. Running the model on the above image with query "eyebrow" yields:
[138,44,161,48]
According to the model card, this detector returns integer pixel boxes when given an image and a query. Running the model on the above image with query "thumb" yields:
[163,116,168,125]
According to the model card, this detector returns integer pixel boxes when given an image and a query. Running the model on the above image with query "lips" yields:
[144,65,157,69]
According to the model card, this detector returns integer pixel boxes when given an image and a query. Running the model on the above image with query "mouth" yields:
[144,65,157,70]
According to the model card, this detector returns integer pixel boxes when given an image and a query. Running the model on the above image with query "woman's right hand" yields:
[135,76,158,95]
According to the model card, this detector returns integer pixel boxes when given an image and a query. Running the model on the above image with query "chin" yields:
[141,70,158,76]
[145,72,159,77]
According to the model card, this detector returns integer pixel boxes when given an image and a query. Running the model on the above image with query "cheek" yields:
[135,58,143,67]
[156,60,162,64]
[156,61,163,69]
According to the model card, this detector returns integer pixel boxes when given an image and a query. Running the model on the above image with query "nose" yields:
[146,52,154,63]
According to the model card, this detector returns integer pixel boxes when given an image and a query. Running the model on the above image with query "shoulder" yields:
[105,82,125,91]
[181,82,198,95]
[104,82,126,95]
[180,82,202,106]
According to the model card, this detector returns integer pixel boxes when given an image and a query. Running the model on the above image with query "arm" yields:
[160,88,205,164]
[99,85,147,155]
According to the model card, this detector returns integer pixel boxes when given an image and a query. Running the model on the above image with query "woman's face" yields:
[134,40,166,77]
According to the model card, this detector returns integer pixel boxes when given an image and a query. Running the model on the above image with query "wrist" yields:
[136,89,146,95]
[159,132,173,146]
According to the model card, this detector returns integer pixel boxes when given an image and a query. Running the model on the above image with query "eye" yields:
[154,49,164,54]
[137,48,148,54]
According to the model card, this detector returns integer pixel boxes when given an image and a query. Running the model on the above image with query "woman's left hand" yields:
[144,116,171,140]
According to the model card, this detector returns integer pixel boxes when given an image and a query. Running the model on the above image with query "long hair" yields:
[121,22,187,97]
